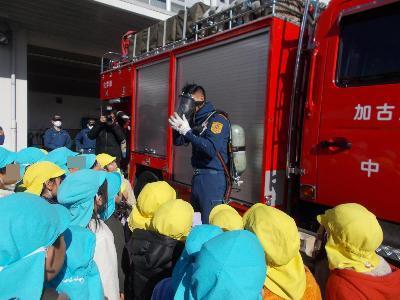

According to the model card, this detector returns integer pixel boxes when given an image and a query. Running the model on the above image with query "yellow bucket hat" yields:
[149,199,194,241]
[243,203,306,300]
[96,153,116,168]
[209,204,243,231]
[128,181,176,231]
[22,161,65,196]
[317,203,383,273]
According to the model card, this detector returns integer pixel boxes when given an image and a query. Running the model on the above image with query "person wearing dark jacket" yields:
[75,119,96,154]
[124,198,194,300]
[0,126,4,145]
[88,111,125,163]
[43,114,72,151]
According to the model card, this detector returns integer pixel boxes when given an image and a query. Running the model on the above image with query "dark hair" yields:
[181,84,206,99]
[90,160,98,169]
[52,114,62,121]
[91,179,108,229]
[98,179,108,201]
[40,177,60,204]
[0,167,6,175]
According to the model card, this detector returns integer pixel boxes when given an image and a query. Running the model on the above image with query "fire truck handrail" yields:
[287,0,320,179]
[101,51,124,73]
[100,0,322,73]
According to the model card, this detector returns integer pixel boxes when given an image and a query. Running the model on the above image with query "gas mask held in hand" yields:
[176,93,204,124]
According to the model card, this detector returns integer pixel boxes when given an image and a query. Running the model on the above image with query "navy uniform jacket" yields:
[75,128,96,151]
[173,101,230,171]
[43,127,72,151]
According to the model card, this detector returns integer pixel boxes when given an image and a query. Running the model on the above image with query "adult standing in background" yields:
[0,126,4,145]
[43,114,72,151]
[75,118,96,154]
[88,108,125,165]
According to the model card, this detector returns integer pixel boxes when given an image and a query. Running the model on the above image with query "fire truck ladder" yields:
[101,0,315,72]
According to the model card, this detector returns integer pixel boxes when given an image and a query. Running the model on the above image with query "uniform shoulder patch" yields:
[211,121,223,134]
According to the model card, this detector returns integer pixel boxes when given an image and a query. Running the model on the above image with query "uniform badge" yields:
[211,122,223,134]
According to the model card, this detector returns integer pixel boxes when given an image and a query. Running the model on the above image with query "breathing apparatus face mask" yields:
[176,94,203,122]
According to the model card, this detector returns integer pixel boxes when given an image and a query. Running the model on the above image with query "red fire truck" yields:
[100,0,400,262]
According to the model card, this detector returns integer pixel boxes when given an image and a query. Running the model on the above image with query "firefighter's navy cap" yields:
[52,114,62,121]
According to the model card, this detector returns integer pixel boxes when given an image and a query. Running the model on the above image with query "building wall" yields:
[0,27,27,151]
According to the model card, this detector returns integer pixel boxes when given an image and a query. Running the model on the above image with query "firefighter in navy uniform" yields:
[169,84,230,224]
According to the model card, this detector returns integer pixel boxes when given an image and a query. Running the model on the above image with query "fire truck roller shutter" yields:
[135,60,170,156]
[173,30,269,204]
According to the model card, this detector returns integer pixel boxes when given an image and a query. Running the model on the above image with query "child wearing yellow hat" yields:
[209,204,243,231]
[127,181,177,231]
[125,199,194,299]
[22,161,66,203]
[96,153,135,207]
[318,203,400,300]
[244,203,321,300]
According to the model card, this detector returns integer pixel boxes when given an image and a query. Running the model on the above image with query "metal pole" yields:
[272,0,276,15]
[10,29,17,151]
[286,0,312,177]
[229,9,233,29]
[183,6,187,40]
[163,21,166,47]
[166,0,171,11]
[133,34,137,57]
[146,28,150,52]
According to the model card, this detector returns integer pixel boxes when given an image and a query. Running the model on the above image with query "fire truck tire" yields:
[134,170,160,197]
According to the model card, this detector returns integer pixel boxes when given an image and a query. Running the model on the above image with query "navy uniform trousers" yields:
[191,170,226,224]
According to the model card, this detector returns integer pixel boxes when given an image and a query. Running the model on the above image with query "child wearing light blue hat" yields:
[0,192,71,299]
[152,228,266,300]
[57,169,122,300]
[14,147,48,190]
[152,225,223,300]
[48,225,104,299]
[0,147,18,196]
[16,146,46,165]
[40,146,78,173]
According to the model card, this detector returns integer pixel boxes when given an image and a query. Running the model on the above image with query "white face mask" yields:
[3,183,16,192]
[53,121,62,128]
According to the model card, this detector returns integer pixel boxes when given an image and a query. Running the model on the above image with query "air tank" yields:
[231,124,246,175]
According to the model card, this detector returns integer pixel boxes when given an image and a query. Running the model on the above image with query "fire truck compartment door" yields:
[173,30,269,204]
[135,60,170,156]
[315,2,400,223]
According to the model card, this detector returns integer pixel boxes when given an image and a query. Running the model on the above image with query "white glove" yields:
[168,112,191,136]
